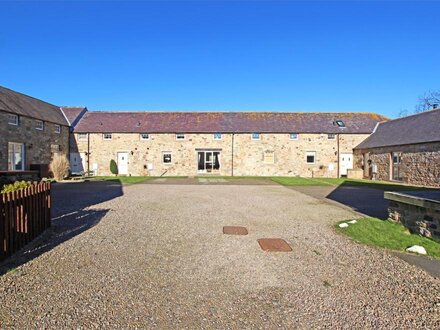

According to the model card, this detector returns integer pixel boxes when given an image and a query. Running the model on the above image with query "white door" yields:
[340,153,353,176]
[70,152,86,174]
[117,152,129,175]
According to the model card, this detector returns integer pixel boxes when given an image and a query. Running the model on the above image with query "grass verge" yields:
[271,177,440,191]
[88,176,154,184]
[336,217,440,258]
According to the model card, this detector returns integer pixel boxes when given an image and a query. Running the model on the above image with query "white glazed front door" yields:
[117,152,129,175]
[339,153,353,176]
[70,152,86,174]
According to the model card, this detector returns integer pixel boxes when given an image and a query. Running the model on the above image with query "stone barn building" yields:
[354,108,440,187]
[0,86,70,178]
[66,109,386,177]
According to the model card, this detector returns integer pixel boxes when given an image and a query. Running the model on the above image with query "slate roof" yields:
[73,111,387,134]
[0,86,69,126]
[60,106,88,126]
[355,108,440,149]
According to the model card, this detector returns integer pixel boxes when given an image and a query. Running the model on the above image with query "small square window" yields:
[251,133,260,140]
[103,133,112,140]
[290,133,298,140]
[162,152,172,164]
[54,125,61,134]
[306,151,316,164]
[176,133,185,140]
[140,133,150,140]
[328,133,336,140]
[213,133,222,140]
[36,120,44,130]
[78,133,87,141]
[8,114,19,125]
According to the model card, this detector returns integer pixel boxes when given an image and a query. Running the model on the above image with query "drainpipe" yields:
[336,133,340,178]
[231,133,235,177]
[87,133,90,174]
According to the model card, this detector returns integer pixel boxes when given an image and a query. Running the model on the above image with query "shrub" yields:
[50,154,70,181]
[1,181,33,194]
[110,159,118,176]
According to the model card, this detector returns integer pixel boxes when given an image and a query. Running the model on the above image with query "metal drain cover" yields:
[257,238,292,252]
[223,226,248,235]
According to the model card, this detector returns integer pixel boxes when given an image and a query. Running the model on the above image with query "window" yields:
[36,120,44,130]
[103,133,112,140]
[392,152,403,181]
[54,125,61,134]
[290,133,298,140]
[140,133,150,140]
[263,151,275,164]
[306,151,316,164]
[8,142,24,170]
[251,133,260,140]
[198,151,221,172]
[78,133,87,141]
[328,133,336,140]
[51,144,61,153]
[213,133,222,140]
[176,133,185,140]
[162,152,172,164]
[8,114,19,126]
[335,120,345,128]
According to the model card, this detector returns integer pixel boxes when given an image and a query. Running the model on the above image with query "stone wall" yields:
[0,111,69,172]
[72,132,370,177]
[355,142,440,187]
[386,192,440,239]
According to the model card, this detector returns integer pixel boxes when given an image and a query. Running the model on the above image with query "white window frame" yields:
[103,133,112,140]
[290,133,298,140]
[8,142,25,171]
[78,133,88,141]
[8,114,19,126]
[162,151,172,164]
[213,133,222,140]
[54,124,61,134]
[306,151,316,164]
[36,120,44,131]
[176,133,185,140]
[327,133,336,140]
[251,133,261,140]
[140,133,150,141]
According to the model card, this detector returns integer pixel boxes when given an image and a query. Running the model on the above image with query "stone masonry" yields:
[385,191,440,239]
[71,132,369,177]
[355,142,440,187]
[0,110,69,172]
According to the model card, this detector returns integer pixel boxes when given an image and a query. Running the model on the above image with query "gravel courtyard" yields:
[0,181,439,328]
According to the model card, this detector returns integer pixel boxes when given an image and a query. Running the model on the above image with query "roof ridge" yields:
[384,108,440,123]
[82,110,385,115]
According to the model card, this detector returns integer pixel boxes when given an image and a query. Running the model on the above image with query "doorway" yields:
[339,153,353,177]
[117,152,129,175]
[197,151,220,173]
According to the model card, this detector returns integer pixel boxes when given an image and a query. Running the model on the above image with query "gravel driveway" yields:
[0,182,439,328]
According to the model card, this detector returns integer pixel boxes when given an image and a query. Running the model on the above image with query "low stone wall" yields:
[385,191,440,239]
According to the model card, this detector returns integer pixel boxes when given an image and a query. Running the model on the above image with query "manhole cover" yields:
[223,226,248,235]
[257,238,292,252]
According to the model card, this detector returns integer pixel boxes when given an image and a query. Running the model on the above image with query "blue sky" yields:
[1,1,439,118]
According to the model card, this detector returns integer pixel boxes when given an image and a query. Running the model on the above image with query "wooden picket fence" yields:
[0,182,51,262]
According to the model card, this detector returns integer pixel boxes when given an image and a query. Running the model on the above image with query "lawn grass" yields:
[336,217,440,258]
[89,176,154,184]
[270,177,440,191]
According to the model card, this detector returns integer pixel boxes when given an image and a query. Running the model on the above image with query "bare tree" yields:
[415,90,440,113]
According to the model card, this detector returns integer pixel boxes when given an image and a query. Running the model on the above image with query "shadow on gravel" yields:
[325,181,440,219]
[0,181,123,275]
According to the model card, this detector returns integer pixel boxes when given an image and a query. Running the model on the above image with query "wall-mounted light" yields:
[131,151,134,155]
